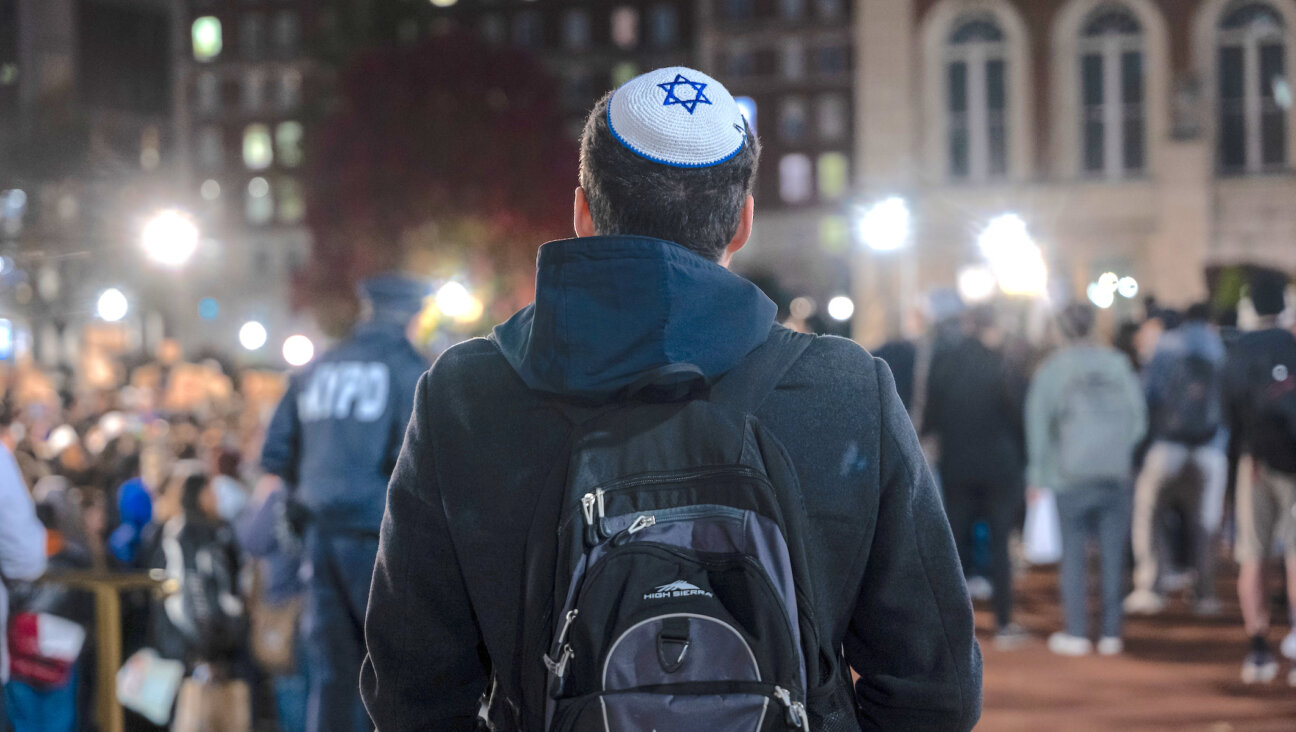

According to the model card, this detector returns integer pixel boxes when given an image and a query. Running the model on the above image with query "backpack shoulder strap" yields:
[709,325,815,415]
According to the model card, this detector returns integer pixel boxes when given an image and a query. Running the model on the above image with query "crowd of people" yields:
[880,267,1296,684]
[0,349,312,731]
[2,60,1295,732]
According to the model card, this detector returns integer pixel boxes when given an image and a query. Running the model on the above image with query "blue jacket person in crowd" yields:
[260,275,428,732]
[360,68,980,731]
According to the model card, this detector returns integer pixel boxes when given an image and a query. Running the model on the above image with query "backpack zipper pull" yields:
[773,686,809,731]
[581,493,597,526]
[611,514,656,546]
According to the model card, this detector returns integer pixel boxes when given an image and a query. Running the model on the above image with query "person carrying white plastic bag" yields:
[1025,303,1146,658]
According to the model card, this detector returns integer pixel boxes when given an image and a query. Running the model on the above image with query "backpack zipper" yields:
[773,686,810,731]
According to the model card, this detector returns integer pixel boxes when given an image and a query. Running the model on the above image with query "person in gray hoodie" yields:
[1026,303,1145,656]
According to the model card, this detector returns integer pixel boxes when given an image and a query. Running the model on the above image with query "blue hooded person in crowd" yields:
[260,274,429,732]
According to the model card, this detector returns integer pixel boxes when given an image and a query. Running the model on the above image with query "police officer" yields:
[260,274,429,731]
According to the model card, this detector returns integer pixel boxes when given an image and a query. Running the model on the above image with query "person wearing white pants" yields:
[1125,304,1228,616]
[1125,439,1229,615]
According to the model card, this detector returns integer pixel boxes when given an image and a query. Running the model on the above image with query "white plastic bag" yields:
[116,647,185,725]
[1023,489,1062,565]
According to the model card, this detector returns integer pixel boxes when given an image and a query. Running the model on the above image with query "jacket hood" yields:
[492,236,777,401]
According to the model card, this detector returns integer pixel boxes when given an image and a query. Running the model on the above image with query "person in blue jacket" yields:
[260,274,428,732]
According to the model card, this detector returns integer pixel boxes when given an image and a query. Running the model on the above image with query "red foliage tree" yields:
[302,31,578,331]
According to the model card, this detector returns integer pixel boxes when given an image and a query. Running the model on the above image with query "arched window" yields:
[946,17,1009,180]
[1079,6,1145,176]
[1217,2,1288,172]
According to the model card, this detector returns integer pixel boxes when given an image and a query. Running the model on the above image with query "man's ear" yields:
[719,195,755,268]
[574,187,597,238]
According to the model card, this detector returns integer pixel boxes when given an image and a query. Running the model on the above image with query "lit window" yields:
[782,40,805,80]
[819,215,850,254]
[513,11,543,48]
[243,124,273,170]
[816,0,845,21]
[242,69,266,113]
[946,16,1009,180]
[276,178,304,224]
[779,97,808,142]
[612,7,639,49]
[1218,3,1288,173]
[817,152,849,200]
[240,14,265,59]
[246,177,273,225]
[563,9,591,50]
[195,72,219,115]
[277,70,302,111]
[197,126,224,169]
[817,93,848,141]
[192,17,222,62]
[781,0,806,21]
[612,62,639,87]
[1079,7,1145,177]
[779,154,813,204]
[649,5,679,49]
[276,121,303,168]
[273,11,300,55]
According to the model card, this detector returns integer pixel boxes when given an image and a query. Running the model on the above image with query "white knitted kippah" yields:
[607,66,747,168]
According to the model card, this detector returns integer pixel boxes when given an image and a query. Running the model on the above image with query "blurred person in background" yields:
[1025,303,1146,657]
[923,303,1030,648]
[1222,269,1296,685]
[1,435,47,731]
[260,274,428,732]
[1126,303,1228,616]
[235,477,307,732]
[5,480,94,732]
[148,470,250,728]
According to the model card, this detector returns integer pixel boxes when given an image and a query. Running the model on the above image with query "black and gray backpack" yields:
[484,328,846,731]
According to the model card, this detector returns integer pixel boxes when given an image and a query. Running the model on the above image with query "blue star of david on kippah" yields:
[657,74,712,114]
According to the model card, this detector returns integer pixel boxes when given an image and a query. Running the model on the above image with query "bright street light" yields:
[827,295,855,322]
[957,265,997,304]
[977,214,1048,297]
[239,321,268,351]
[436,281,484,324]
[282,334,314,366]
[1087,282,1116,309]
[96,288,129,322]
[141,210,200,268]
[857,196,911,252]
[1117,276,1139,299]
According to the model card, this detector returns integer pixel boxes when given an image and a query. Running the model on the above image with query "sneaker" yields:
[1048,632,1092,656]
[1241,650,1279,684]
[966,576,993,602]
[1123,589,1166,615]
[1192,597,1223,617]
[1281,630,1296,661]
[994,623,1031,650]
[1096,637,1124,656]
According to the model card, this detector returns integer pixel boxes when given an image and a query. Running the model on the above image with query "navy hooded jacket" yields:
[261,321,427,534]
[361,236,982,731]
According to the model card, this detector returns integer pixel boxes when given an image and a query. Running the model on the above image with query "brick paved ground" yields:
[976,564,1296,731]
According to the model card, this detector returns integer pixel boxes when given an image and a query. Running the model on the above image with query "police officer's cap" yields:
[359,273,430,322]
